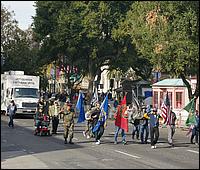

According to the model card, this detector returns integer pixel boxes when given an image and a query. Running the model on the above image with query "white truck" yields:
[1,71,40,115]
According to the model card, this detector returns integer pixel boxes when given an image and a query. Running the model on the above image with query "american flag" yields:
[161,91,170,124]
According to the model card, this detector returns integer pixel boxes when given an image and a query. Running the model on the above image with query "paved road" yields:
[1,115,199,169]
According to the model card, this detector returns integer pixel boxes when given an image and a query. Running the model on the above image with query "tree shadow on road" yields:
[1,119,84,161]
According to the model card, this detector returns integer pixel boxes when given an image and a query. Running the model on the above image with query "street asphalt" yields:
[1,114,199,169]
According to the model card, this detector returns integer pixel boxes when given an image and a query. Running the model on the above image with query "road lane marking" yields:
[187,150,199,154]
[114,150,141,159]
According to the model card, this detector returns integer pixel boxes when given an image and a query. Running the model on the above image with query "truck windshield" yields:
[14,88,39,98]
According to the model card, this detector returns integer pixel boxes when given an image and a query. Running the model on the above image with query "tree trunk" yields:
[180,73,199,101]
[87,60,95,103]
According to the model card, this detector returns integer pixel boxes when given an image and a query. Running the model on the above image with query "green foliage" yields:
[32,1,137,93]
[1,4,40,75]
[114,1,199,99]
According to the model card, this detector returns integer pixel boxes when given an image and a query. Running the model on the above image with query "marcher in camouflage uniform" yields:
[61,102,75,144]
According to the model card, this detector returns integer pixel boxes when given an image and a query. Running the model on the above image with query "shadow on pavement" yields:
[1,117,84,161]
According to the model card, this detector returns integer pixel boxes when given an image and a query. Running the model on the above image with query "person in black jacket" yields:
[140,105,151,144]
[132,119,140,140]
[148,108,162,149]
[7,100,17,128]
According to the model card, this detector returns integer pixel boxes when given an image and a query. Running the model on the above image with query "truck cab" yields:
[1,71,40,115]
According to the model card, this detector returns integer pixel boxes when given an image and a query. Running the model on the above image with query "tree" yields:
[33,1,136,99]
[114,1,199,100]
[1,3,40,75]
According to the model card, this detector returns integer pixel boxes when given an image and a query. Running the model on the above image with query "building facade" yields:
[152,78,199,127]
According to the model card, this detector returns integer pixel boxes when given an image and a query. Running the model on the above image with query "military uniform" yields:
[62,103,75,144]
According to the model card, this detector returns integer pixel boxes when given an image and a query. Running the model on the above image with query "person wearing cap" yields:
[164,106,177,147]
[61,101,75,144]
[49,100,61,134]
[148,108,162,149]
[7,100,17,128]
[140,105,150,144]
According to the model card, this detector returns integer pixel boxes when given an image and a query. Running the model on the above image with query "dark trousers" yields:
[52,116,59,133]
[140,125,149,143]
[150,126,159,146]
[191,127,199,144]
[132,125,140,139]
[8,115,14,127]
[94,125,104,141]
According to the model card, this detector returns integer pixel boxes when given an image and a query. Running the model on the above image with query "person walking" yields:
[83,105,96,139]
[149,108,161,149]
[140,105,150,144]
[114,105,128,145]
[132,118,140,140]
[7,100,17,128]
[49,100,61,134]
[91,103,104,145]
[190,110,199,145]
[164,107,177,147]
[61,101,75,144]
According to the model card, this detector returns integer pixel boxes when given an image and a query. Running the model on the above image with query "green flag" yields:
[184,98,196,126]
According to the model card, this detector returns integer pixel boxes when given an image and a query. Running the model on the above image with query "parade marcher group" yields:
[15,89,197,148]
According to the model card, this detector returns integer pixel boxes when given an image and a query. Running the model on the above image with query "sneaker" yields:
[87,135,90,139]
[154,145,157,149]
[151,145,155,149]
[83,131,86,137]
[195,143,199,146]
[95,140,100,145]
[114,141,117,144]
[122,141,127,145]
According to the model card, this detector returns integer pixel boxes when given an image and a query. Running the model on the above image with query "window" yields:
[160,91,163,108]
[153,91,158,108]
[14,88,39,98]
[176,92,182,109]
[168,92,172,106]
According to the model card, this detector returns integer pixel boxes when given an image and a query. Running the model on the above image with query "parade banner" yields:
[115,95,128,132]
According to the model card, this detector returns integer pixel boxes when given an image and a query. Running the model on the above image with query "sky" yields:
[2,1,36,30]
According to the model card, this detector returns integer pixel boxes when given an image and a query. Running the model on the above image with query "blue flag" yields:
[99,94,109,123]
[92,94,109,133]
[76,92,85,123]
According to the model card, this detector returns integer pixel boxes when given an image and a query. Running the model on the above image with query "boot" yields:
[69,138,74,144]
[64,138,67,144]
[191,135,194,144]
